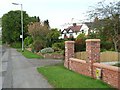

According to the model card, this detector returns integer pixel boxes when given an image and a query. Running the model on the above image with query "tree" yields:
[75,34,86,52]
[44,19,50,29]
[87,1,120,52]
[28,22,50,51]
[46,28,60,46]
[2,10,36,44]
[28,22,49,40]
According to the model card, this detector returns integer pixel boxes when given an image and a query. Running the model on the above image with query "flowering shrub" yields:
[41,47,54,54]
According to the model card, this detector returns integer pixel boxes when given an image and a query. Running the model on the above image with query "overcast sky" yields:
[0,0,116,29]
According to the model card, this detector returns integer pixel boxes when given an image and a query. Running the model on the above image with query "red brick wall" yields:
[64,41,74,68]
[64,40,120,89]
[93,63,120,89]
[68,58,120,89]
[69,58,91,77]
[86,39,100,63]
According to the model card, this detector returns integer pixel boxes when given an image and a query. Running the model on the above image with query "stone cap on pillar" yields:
[86,39,100,42]
[65,41,75,44]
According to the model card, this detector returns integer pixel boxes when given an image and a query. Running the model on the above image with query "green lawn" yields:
[17,49,44,59]
[37,64,113,88]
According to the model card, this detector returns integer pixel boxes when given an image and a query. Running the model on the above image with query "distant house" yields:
[59,23,89,39]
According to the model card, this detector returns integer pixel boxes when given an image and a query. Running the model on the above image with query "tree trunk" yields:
[113,40,118,52]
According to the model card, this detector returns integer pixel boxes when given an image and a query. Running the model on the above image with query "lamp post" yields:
[12,3,24,51]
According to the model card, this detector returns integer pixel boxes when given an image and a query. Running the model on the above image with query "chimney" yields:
[73,23,76,27]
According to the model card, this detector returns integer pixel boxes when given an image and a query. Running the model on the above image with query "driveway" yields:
[2,46,63,88]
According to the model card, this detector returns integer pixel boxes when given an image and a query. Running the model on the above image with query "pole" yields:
[21,4,24,51]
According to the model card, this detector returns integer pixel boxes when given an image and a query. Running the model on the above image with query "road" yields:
[1,46,62,88]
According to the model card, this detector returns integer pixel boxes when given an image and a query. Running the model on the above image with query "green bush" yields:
[101,41,114,51]
[52,42,65,51]
[41,47,54,54]
[75,34,86,52]
[11,42,21,48]
[24,36,33,47]
[33,40,44,52]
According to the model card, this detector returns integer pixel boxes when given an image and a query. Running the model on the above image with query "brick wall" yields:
[64,41,74,68]
[68,58,120,89]
[69,58,91,77]
[86,39,100,63]
[93,63,120,89]
[64,40,120,89]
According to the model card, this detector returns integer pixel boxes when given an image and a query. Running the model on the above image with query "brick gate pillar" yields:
[86,39,100,77]
[86,39,100,63]
[64,41,75,68]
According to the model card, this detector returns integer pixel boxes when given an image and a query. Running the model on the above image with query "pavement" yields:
[101,61,120,65]
[1,46,63,88]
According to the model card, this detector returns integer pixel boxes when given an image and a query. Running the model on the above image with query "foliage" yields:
[44,19,50,29]
[33,39,46,52]
[24,36,33,47]
[75,34,86,52]
[28,22,49,39]
[40,47,54,54]
[37,64,112,88]
[0,40,2,45]
[101,41,114,51]
[11,42,21,48]
[87,1,120,51]
[17,49,43,59]
[52,42,65,51]
[2,10,31,43]
[46,28,60,47]
[87,32,114,51]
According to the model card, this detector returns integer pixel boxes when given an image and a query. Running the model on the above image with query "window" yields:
[81,30,84,33]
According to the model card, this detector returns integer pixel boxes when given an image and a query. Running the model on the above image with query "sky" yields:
[0,0,117,29]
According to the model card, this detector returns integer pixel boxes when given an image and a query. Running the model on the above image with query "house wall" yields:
[64,40,120,89]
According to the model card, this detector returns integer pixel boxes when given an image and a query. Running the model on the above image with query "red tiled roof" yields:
[65,25,82,32]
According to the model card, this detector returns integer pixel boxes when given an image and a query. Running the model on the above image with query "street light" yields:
[12,3,24,51]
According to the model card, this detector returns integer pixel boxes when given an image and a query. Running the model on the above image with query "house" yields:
[59,23,89,39]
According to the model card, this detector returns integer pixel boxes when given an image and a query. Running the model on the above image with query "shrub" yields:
[33,40,44,52]
[101,41,114,51]
[24,36,33,47]
[52,42,65,51]
[11,42,21,48]
[75,34,86,52]
[41,47,54,54]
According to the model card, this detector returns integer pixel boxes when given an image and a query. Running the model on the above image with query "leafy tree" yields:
[24,36,33,47]
[87,1,120,52]
[2,10,36,44]
[28,22,49,40]
[46,28,60,46]
[28,22,50,51]
[75,34,86,52]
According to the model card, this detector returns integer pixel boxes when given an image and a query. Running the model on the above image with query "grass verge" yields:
[17,49,44,59]
[37,64,113,88]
